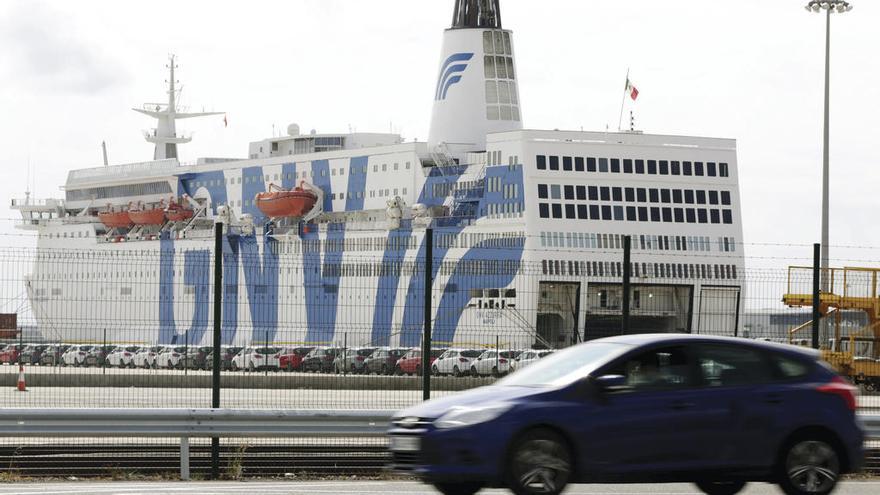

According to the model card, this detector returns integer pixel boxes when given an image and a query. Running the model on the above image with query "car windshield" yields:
[227,347,243,355]
[499,342,628,388]
[461,350,483,358]
[125,346,139,352]
[295,347,313,355]
[79,345,94,351]
[357,348,376,357]
[173,346,187,353]
[256,347,280,354]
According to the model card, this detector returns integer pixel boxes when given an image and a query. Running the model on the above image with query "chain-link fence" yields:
[1,231,879,477]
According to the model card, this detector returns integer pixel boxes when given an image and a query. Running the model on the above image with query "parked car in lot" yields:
[184,346,214,370]
[106,345,140,368]
[432,349,483,377]
[218,346,243,371]
[40,344,71,366]
[364,347,409,375]
[511,349,554,371]
[61,345,97,367]
[389,334,863,495]
[279,346,314,372]
[92,345,118,367]
[19,344,50,365]
[396,348,445,376]
[236,346,282,372]
[333,347,378,374]
[155,346,187,369]
[469,349,514,377]
[301,347,344,373]
[133,345,163,369]
[0,344,24,364]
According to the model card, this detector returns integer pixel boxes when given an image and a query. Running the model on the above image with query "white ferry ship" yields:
[12,0,745,349]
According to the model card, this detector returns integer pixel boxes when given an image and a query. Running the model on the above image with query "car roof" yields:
[594,333,821,359]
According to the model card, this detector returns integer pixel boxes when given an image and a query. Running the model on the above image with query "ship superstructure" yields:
[12,0,745,348]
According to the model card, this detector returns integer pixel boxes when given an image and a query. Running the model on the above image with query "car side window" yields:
[773,354,810,379]
[694,345,774,387]
[610,345,693,391]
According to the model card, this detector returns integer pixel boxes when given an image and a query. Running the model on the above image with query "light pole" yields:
[805,0,853,284]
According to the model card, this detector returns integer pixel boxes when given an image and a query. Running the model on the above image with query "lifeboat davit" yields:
[128,201,166,226]
[255,182,318,219]
[98,208,133,229]
[165,199,194,223]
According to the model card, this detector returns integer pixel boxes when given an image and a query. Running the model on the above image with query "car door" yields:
[690,343,785,469]
[581,344,729,474]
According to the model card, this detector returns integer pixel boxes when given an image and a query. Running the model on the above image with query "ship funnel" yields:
[427,0,522,158]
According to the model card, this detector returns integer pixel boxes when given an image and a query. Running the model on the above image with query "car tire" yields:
[777,438,841,495]
[470,366,478,377]
[492,366,500,378]
[286,362,293,372]
[506,428,572,495]
[249,362,256,373]
[381,364,388,375]
[432,482,483,495]
[432,365,440,376]
[694,481,746,495]
[453,366,462,377]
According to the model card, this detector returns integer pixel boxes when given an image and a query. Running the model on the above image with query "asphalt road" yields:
[0,481,878,495]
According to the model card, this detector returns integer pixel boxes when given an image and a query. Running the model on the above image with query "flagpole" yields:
[617,68,629,131]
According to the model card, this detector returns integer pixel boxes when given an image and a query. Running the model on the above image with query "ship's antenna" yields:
[102,141,109,167]
[132,54,225,160]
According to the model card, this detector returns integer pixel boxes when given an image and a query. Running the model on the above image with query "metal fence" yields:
[2,230,880,476]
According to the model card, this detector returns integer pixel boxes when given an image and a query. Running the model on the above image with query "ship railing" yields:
[11,198,64,208]
[67,159,179,182]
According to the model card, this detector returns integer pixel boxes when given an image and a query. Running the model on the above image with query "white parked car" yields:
[155,346,187,369]
[233,346,281,372]
[432,349,483,377]
[512,349,554,371]
[107,345,140,368]
[469,349,514,377]
[61,345,97,367]
[134,345,163,369]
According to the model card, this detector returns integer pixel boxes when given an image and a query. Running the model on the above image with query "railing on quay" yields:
[0,408,877,480]
[0,408,393,480]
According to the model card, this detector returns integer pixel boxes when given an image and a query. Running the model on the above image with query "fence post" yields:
[184,330,189,375]
[621,235,631,335]
[265,329,269,377]
[180,436,191,481]
[812,243,821,350]
[211,222,223,479]
[422,227,433,401]
[102,328,106,374]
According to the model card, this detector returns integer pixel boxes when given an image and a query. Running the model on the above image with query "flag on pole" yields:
[223,114,228,127]
[625,78,639,101]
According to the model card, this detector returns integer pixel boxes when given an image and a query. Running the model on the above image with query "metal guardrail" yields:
[0,408,393,480]
[0,409,876,480]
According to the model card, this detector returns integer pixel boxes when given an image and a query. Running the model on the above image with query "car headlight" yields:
[434,404,512,429]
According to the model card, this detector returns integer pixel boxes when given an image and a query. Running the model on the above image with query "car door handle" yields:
[670,400,695,410]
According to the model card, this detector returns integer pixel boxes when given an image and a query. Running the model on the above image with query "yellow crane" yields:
[783,266,880,391]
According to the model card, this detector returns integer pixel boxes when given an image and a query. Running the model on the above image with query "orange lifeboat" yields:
[98,205,133,229]
[165,198,194,223]
[128,201,166,226]
[255,182,318,219]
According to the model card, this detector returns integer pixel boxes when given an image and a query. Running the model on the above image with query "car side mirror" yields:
[590,374,632,395]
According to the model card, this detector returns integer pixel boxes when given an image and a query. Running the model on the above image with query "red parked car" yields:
[395,348,445,376]
[0,344,24,365]
[279,346,315,372]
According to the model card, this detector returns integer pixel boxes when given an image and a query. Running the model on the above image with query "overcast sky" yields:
[0,0,877,266]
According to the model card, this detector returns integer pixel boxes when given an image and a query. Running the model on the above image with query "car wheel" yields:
[695,481,746,495]
[492,366,500,378]
[381,364,389,375]
[432,482,483,495]
[506,428,571,495]
[470,366,478,377]
[286,362,293,372]
[777,438,840,495]
[249,362,256,373]
[453,366,462,377]
[432,365,439,376]
[119,362,125,369]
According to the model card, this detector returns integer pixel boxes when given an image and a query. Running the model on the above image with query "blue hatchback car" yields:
[389,334,862,495]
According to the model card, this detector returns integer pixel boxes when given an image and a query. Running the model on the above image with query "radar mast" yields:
[132,55,224,160]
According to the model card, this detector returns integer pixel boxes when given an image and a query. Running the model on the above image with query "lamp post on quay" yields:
[805,0,853,286]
